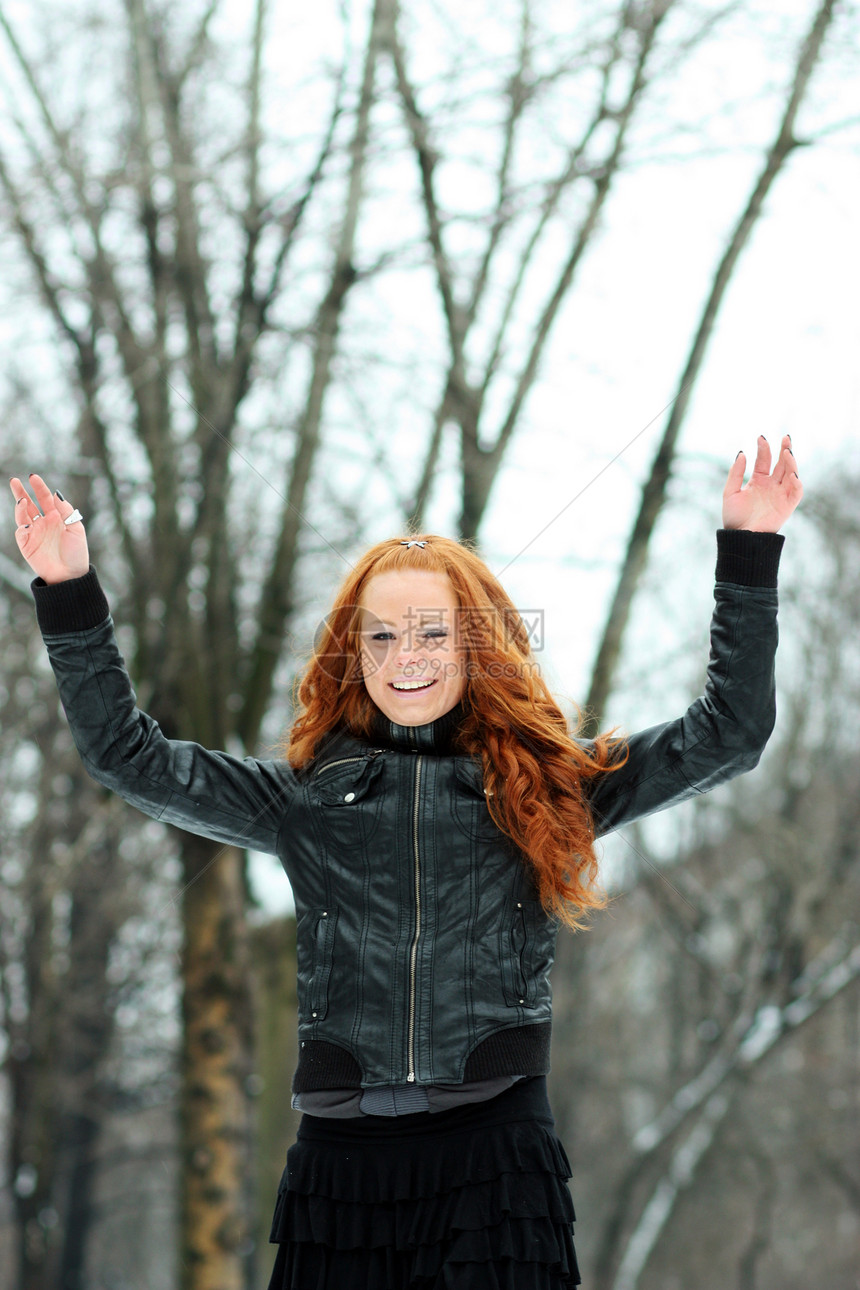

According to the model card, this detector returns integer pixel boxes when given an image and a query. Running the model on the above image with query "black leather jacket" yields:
[33,530,783,1093]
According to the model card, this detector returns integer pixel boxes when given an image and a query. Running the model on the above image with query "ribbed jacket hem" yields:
[463,1023,552,1080]
[292,1024,553,1093]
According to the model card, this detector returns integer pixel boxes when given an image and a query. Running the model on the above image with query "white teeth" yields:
[391,680,435,690]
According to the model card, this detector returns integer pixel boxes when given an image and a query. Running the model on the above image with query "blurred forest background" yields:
[0,0,858,1287]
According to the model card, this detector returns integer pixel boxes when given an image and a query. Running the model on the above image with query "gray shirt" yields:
[292,1074,524,1118]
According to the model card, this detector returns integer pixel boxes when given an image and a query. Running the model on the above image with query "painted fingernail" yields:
[736,450,743,459]
[56,491,65,501]
[15,496,25,503]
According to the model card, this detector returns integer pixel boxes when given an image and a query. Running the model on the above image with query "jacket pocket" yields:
[296,906,339,1022]
[451,759,504,842]
[499,898,542,1007]
[313,753,385,845]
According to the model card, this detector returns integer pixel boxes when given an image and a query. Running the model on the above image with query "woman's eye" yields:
[422,629,448,640]
[370,631,395,642]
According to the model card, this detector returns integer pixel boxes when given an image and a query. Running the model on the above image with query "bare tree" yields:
[0,587,152,1290]
[388,0,689,538]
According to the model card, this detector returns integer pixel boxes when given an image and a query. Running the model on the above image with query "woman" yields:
[10,437,801,1289]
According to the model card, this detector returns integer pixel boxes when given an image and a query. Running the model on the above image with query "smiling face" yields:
[357,569,467,726]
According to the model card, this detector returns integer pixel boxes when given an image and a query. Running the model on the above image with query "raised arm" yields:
[11,474,297,854]
[586,436,801,836]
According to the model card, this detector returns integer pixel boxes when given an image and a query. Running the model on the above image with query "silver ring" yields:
[63,509,84,526]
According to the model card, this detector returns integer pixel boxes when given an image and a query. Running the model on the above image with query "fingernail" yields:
[736,450,743,459]
[56,491,65,501]
[16,497,25,503]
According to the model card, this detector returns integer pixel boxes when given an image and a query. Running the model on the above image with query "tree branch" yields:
[226,4,347,410]
[479,6,631,391]
[463,0,535,329]
[0,149,142,587]
[239,0,386,747]
[176,0,222,89]
[493,4,668,460]
[388,0,465,366]
[602,937,860,1289]
[458,2,674,538]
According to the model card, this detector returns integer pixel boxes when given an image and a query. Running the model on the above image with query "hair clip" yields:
[401,540,426,549]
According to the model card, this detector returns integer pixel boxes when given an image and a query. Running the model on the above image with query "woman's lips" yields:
[388,679,437,692]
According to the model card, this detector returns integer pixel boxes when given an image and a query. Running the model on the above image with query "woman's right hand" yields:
[10,473,90,584]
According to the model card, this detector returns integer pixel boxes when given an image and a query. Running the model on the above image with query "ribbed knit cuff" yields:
[32,565,110,635]
[715,529,784,588]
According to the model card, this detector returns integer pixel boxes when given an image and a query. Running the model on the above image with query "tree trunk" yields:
[54,825,119,1290]
[179,837,255,1290]
[251,917,300,1290]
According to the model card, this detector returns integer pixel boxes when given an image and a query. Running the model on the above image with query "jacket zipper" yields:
[406,752,423,1082]
[315,749,382,776]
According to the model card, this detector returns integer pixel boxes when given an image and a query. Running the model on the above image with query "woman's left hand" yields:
[722,435,803,532]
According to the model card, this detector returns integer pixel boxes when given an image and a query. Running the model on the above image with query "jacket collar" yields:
[369,701,466,754]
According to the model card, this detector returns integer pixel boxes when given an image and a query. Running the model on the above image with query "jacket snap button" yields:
[322,911,328,917]
[312,1012,317,1018]
[519,999,524,1004]
[517,902,522,909]
[344,791,356,803]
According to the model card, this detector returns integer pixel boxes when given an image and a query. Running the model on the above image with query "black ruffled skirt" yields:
[266,1075,580,1290]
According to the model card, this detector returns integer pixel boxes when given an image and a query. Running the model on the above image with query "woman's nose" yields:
[394,639,427,667]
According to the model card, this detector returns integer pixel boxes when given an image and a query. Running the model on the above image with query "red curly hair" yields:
[285,535,626,931]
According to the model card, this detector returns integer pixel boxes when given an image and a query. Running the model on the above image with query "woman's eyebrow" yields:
[360,612,449,627]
